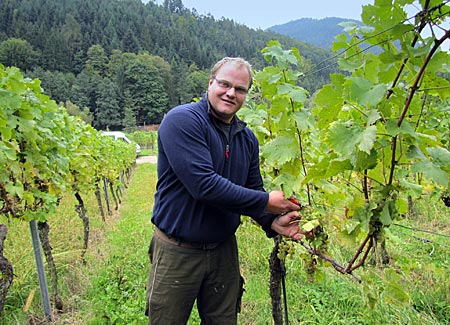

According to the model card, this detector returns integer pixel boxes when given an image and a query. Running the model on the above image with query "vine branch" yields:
[388,27,449,186]
[295,239,362,283]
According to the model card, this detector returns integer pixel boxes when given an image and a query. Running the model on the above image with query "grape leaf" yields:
[261,136,298,166]
[412,161,448,187]
[347,77,388,107]
[302,219,320,232]
[379,202,393,226]
[426,146,450,166]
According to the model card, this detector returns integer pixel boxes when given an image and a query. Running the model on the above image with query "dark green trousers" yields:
[145,229,243,325]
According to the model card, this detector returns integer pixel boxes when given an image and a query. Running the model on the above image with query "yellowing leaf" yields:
[302,219,320,232]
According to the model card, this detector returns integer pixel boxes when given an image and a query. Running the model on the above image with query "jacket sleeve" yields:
[242,129,278,238]
[252,212,278,238]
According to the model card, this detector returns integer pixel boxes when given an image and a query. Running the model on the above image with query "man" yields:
[146,57,304,324]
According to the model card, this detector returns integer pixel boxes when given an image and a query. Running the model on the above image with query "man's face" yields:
[207,63,250,123]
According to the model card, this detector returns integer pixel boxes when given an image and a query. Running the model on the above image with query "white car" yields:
[101,131,141,157]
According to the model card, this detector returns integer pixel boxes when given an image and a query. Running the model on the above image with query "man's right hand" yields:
[265,191,301,214]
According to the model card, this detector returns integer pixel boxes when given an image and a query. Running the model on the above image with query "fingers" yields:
[267,191,302,214]
[275,212,311,241]
[287,200,301,211]
[280,211,299,221]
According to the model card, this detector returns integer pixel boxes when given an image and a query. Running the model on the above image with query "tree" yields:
[139,52,173,106]
[41,30,71,72]
[28,68,76,104]
[184,63,209,101]
[163,0,185,14]
[85,44,108,76]
[123,58,169,125]
[122,91,137,132]
[0,38,38,71]
[122,28,140,54]
[63,100,94,125]
[71,69,96,114]
[94,77,122,130]
[61,14,83,70]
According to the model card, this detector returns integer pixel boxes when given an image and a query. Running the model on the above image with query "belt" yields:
[154,227,222,250]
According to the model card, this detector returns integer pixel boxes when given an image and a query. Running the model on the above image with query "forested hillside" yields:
[268,17,362,49]
[0,0,338,130]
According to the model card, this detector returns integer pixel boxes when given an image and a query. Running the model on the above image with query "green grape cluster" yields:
[304,225,329,252]
[298,207,329,253]
[305,255,318,275]
[277,239,296,260]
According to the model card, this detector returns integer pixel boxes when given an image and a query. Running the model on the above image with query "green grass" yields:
[139,148,155,156]
[79,163,156,324]
[0,164,449,324]
[237,211,450,325]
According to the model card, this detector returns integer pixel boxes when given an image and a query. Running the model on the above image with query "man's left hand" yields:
[270,211,306,241]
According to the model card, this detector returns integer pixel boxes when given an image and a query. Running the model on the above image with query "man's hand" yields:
[265,191,301,214]
[271,211,306,241]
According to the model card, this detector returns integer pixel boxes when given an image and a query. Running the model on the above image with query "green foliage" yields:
[0,163,448,324]
[94,77,122,130]
[0,38,39,71]
[0,0,337,127]
[129,130,158,152]
[0,1,449,323]
[0,64,137,222]
[0,64,71,221]
[86,45,108,76]
[239,197,449,325]
[240,0,450,310]
[122,56,169,125]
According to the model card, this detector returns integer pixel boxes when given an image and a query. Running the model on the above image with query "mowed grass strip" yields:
[1,162,449,324]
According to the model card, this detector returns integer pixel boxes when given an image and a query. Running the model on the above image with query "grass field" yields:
[0,162,449,324]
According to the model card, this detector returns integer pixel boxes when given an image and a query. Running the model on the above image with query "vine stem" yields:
[296,239,362,283]
[386,0,430,99]
[347,236,374,273]
[397,29,450,127]
[388,28,450,186]
[363,170,369,201]
[290,96,312,206]
[344,234,372,273]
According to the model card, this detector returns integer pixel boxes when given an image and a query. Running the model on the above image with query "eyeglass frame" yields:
[212,76,250,95]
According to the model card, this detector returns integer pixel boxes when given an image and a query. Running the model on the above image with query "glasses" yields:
[212,76,249,95]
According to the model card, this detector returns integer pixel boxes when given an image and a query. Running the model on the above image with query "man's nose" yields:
[226,87,236,96]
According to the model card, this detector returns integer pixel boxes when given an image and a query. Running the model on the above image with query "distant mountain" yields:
[267,17,361,50]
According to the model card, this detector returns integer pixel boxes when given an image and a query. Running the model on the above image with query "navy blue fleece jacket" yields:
[151,95,277,243]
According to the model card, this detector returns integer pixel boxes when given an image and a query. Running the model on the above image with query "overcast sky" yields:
[154,0,374,29]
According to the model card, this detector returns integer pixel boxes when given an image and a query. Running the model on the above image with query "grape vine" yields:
[0,64,137,316]
[239,0,449,320]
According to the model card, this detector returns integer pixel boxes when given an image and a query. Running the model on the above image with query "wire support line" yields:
[392,228,450,250]
[379,107,450,122]
[302,3,450,78]
[305,24,401,77]
[303,38,391,78]
[392,223,450,239]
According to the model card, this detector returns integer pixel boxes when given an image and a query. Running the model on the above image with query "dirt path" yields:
[136,155,157,164]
